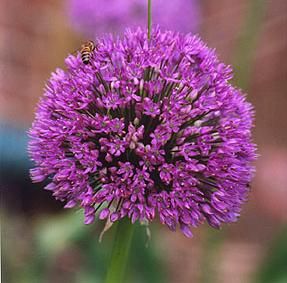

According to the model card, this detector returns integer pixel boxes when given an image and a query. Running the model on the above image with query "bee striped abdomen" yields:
[80,40,96,65]
[81,48,91,64]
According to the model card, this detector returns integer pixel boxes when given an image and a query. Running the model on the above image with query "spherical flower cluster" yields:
[29,28,256,237]
[67,0,200,36]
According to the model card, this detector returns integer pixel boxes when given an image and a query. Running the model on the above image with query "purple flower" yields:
[142,97,160,117]
[29,28,257,237]
[67,0,200,37]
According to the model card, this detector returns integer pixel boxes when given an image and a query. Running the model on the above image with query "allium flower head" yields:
[67,0,200,36]
[29,28,256,237]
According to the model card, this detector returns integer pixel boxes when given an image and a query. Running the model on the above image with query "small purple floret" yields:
[29,28,257,237]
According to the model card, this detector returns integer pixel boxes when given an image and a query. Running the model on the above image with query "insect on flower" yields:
[80,40,96,65]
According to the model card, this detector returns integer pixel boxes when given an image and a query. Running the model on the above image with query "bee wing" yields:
[70,43,85,57]
[70,48,80,57]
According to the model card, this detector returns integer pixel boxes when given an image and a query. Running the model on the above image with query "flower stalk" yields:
[148,0,152,40]
[104,218,135,283]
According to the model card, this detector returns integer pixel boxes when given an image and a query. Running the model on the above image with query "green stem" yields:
[233,0,267,90]
[104,218,135,283]
[148,0,152,40]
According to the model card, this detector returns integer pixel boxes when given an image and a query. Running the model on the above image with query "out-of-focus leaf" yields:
[129,222,166,283]
[253,226,287,283]
[35,211,91,257]
[31,213,165,283]
[199,226,226,283]
[233,0,267,90]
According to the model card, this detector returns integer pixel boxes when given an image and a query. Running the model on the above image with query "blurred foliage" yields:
[3,211,166,283]
[233,0,267,90]
[253,226,287,283]
[199,227,226,283]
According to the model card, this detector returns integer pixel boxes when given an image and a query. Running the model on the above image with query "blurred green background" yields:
[1,0,287,282]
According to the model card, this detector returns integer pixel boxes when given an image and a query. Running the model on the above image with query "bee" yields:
[79,40,96,65]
